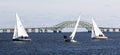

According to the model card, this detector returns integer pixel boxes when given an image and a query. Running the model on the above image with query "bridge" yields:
[0,20,120,33]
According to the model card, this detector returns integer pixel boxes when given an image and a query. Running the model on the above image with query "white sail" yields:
[91,18,105,37]
[91,28,95,38]
[16,13,28,37]
[70,16,80,40]
[13,25,18,39]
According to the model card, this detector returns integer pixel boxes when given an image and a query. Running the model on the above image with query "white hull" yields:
[92,36,108,40]
[71,40,77,42]
[64,38,77,42]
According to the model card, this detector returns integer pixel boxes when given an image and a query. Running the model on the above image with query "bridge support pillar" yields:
[106,29,110,32]
[44,29,47,33]
[31,28,35,33]
[58,31,62,33]
[113,29,116,32]
[26,29,29,32]
[53,30,62,33]
[53,31,57,33]
[88,31,91,32]
[40,29,43,33]
[38,29,40,33]
[10,29,14,32]
[3,29,7,32]
[119,29,120,32]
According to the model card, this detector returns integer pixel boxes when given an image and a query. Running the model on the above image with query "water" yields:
[0,32,120,55]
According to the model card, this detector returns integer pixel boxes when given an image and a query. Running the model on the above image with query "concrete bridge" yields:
[0,20,120,33]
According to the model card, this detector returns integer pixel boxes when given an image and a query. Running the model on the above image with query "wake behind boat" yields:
[64,16,80,42]
[12,13,31,41]
[91,18,108,40]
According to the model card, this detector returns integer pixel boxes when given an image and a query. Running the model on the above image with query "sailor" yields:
[64,35,71,42]
[21,36,24,38]
[64,35,68,39]
[99,34,103,37]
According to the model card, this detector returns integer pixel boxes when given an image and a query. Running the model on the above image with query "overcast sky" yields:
[0,0,120,29]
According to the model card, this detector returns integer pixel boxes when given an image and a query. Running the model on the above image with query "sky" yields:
[0,0,120,31]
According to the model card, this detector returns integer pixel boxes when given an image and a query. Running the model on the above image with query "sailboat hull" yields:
[13,38,31,41]
[63,36,75,42]
[71,40,77,42]
[64,38,77,42]
[92,36,108,40]
[64,39,71,42]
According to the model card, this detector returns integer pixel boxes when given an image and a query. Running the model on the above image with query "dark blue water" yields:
[0,32,120,55]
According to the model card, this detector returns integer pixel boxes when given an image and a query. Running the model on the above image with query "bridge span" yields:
[0,21,120,33]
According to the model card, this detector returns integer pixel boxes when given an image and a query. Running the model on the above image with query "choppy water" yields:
[0,32,120,55]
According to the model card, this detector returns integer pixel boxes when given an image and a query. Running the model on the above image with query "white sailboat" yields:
[64,16,80,42]
[91,18,108,40]
[12,13,31,41]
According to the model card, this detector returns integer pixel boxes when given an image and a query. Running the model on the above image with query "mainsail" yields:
[91,18,105,37]
[16,13,28,37]
[70,16,80,40]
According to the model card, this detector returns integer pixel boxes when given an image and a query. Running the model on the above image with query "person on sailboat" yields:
[64,35,67,39]
[64,35,71,42]
[99,34,103,37]
[25,37,27,39]
[21,36,24,38]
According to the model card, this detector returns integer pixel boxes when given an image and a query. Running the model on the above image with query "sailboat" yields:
[91,18,108,40]
[12,13,31,41]
[64,16,80,42]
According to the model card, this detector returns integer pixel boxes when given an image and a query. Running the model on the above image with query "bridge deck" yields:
[0,21,120,32]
